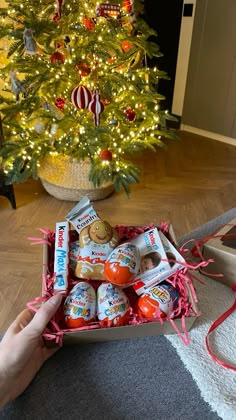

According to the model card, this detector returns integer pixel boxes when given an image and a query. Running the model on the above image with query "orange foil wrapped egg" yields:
[104,243,140,287]
[64,281,96,328]
[137,283,179,320]
[97,283,130,327]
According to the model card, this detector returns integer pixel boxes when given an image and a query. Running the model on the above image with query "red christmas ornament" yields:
[56,41,64,48]
[50,51,65,63]
[100,149,113,161]
[124,108,136,121]
[122,0,133,13]
[71,85,92,109]
[75,62,91,78]
[82,17,95,31]
[88,90,104,127]
[122,41,132,52]
[55,97,66,110]
[53,13,60,24]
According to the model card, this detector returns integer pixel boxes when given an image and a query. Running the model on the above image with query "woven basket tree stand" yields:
[38,155,114,201]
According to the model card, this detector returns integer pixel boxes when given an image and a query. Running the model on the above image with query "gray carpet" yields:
[1,208,236,420]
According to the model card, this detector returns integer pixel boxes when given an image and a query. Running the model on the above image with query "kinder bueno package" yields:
[66,196,119,280]
[53,221,69,293]
[131,228,172,295]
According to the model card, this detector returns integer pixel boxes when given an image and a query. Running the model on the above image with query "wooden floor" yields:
[1,130,236,331]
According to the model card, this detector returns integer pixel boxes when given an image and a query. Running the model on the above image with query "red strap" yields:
[206,287,236,370]
[191,222,236,258]
[192,232,236,258]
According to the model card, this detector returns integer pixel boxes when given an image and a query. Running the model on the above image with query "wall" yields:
[182,0,236,141]
[172,0,196,117]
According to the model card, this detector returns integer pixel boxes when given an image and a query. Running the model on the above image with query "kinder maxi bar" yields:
[54,221,69,293]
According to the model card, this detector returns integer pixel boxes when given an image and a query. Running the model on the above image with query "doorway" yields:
[143,0,184,113]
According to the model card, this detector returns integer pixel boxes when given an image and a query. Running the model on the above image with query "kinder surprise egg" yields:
[137,282,179,319]
[104,243,140,287]
[97,283,130,327]
[64,281,96,328]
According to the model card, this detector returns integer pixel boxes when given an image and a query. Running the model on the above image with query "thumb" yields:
[23,294,63,337]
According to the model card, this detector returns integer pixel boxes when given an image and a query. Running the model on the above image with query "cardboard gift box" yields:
[42,225,199,346]
[202,219,236,288]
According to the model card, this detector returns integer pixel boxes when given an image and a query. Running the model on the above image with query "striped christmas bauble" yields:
[71,85,92,109]
[88,89,104,126]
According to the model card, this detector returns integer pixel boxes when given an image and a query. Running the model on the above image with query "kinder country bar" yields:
[65,196,99,233]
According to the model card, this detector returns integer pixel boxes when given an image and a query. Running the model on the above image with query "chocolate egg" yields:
[104,243,140,287]
[97,283,130,327]
[137,282,179,319]
[64,281,96,328]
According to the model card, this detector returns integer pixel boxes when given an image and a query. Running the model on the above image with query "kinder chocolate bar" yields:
[131,228,171,296]
[54,221,69,293]
[65,196,119,280]
[159,231,186,275]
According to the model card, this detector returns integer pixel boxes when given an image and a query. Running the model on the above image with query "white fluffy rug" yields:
[166,273,236,420]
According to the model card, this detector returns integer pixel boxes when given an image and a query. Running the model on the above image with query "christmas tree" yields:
[0,0,178,195]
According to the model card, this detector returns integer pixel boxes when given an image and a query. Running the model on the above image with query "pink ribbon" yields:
[168,316,190,345]
[27,227,54,246]
[187,223,236,369]
[206,288,236,370]
[191,223,236,258]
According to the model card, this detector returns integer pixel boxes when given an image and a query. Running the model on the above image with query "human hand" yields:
[0,294,62,408]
